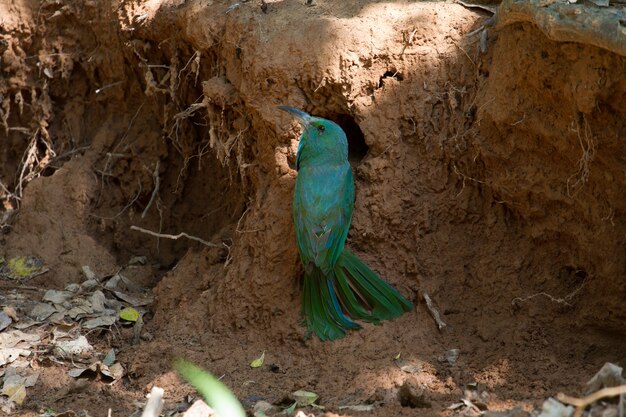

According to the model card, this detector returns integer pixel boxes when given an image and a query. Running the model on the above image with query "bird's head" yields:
[278,106,348,169]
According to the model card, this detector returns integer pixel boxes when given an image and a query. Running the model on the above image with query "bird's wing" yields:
[293,163,354,274]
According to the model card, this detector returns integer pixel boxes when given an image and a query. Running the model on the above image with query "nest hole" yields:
[328,113,368,166]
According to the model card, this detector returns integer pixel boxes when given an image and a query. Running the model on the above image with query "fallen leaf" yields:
[284,402,297,415]
[66,302,93,319]
[54,335,93,356]
[0,256,47,280]
[104,274,122,290]
[0,311,12,331]
[394,358,422,374]
[65,283,80,293]
[82,315,116,329]
[103,349,116,366]
[102,362,124,380]
[113,291,152,307]
[119,307,140,322]
[182,399,215,417]
[23,372,39,387]
[253,400,277,417]
[538,397,574,417]
[105,273,144,292]
[0,330,40,348]
[292,390,318,406]
[0,348,30,367]
[68,367,90,378]
[90,290,106,312]
[5,384,26,405]
[13,319,39,330]
[250,351,265,368]
[81,279,99,291]
[2,375,30,405]
[48,311,69,324]
[586,362,625,393]
[29,303,57,321]
[51,324,78,340]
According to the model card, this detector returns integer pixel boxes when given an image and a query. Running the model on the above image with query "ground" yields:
[0,0,625,416]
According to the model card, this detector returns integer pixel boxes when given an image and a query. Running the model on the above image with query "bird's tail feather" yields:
[335,249,413,321]
[301,250,413,341]
[302,268,360,341]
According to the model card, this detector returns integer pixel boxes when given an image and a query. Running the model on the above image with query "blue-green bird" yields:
[279,106,413,341]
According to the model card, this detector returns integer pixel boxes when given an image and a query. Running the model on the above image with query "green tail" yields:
[302,250,413,341]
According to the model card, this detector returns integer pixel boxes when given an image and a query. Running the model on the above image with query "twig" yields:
[95,81,124,94]
[141,160,160,218]
[557,385,626,417]
[130,225,222,248]
[423,292,446,331]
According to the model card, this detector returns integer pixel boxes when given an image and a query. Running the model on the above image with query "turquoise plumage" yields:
[279,106,413,341]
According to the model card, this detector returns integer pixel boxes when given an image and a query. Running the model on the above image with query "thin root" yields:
[130,225,224,248]
[141,160,160,219]
[511,281,585,309]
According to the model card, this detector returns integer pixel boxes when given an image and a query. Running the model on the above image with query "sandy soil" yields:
[1,0,625,416]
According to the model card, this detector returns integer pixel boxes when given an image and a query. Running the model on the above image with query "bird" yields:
[279,106,413,341]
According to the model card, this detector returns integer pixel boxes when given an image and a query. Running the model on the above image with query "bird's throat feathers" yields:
[296,118,349,170]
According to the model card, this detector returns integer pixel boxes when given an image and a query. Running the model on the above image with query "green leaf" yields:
[284,402,297,415]
[174,359,246,417]
[250,351,265,368]
[119,307,140,322]
[293,390,318,406]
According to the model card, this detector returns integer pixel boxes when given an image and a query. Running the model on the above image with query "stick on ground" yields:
[557,385,626,417]
[424,292,447,331]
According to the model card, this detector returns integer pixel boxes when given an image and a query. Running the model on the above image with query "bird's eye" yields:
[317,124,325,133]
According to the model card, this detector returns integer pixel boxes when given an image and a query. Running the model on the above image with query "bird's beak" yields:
[278,106,311,125]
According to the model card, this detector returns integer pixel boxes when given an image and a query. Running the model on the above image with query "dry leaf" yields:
[250,351,265,368]
[292,390,318,406]
[0,311,11,331]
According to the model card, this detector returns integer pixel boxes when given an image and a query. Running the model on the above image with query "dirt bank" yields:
[1,0,625,416]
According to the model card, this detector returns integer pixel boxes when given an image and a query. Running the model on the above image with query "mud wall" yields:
[1,0,625,411]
